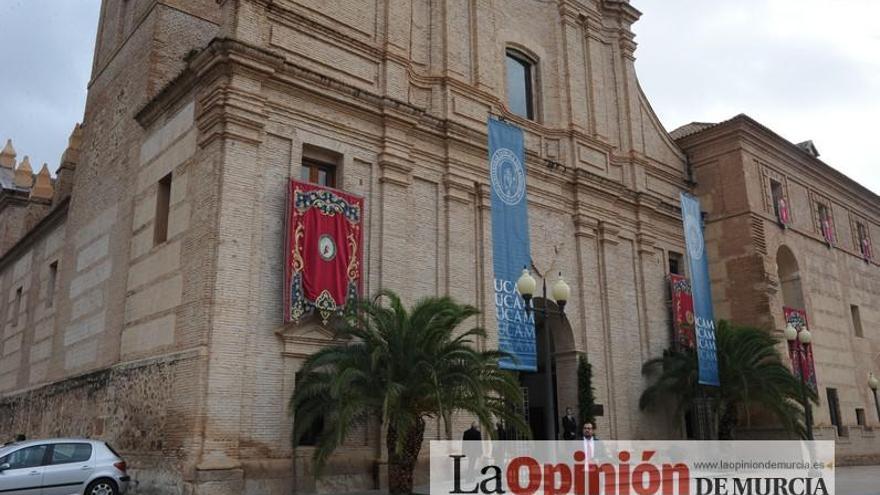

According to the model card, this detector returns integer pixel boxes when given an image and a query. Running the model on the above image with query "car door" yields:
[0,444,49,494]
[40,443,94,495]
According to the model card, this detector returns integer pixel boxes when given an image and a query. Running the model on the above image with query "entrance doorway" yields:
[515,298,577,440]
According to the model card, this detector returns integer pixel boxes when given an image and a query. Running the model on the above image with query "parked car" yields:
[0,438,130,494]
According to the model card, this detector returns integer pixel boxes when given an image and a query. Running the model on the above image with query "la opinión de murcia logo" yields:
[442,450,830,495]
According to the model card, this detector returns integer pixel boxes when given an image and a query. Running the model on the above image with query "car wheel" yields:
[85,478,118,495]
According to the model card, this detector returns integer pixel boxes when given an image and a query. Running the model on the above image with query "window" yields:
[47,261,58,308]
[154,173,172,245]
[293,372,325,446]
[1,445,48,470]
[817,203,834,245]
[14,287,23,327]
[851,305,863,338]
[49,443,92,465]
[827,388,843,436]
[505,49,535,120]
[856,408,866,427]
[668,252,683,275]
[300,159,336,188]
[856,222,872,261]
[770,179,789,225]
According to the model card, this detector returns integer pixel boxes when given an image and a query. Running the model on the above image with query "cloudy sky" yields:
[0,0,877,194]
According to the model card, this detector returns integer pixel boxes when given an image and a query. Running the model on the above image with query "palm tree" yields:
[640,320,817,439]
[290,290,528,494]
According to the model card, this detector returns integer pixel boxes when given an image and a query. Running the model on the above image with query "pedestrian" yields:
[561,407,578,440]
[462,422,482,481]
[580,421,604,463]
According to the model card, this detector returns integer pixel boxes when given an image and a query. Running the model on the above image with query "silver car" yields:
[0,438,130,494]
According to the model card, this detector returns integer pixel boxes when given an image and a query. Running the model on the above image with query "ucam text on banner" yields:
[680,193,720,386]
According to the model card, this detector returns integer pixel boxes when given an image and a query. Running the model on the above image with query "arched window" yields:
[505,49,536,120]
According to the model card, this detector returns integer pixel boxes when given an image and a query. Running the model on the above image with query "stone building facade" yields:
[675,115,880,463]
[0,0,692,493]
[2,0,878,494]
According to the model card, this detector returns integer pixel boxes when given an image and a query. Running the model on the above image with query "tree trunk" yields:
[387,418,426,495]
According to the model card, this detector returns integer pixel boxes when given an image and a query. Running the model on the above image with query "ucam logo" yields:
[684,214,704,260]
[490,148,526,206]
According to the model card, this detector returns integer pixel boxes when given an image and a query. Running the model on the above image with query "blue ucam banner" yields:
[680,192,720,386]
[488,118,536,371]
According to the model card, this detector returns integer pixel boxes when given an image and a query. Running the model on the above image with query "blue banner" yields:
[680,192,720,386]
[488,118,536,371]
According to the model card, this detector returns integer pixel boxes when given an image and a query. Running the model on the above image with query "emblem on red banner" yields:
[285,180,364,324]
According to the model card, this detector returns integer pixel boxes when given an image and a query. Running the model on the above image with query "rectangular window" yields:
[827,388,843,436]
[14,287,23,327]
[154,173,172,245]
[770,179,789,225]
[47,261,58,308]
[293,372,324,446]
[817,203,834,244]
[856,222,872,260]
[49,443,92,465]
[851,305,863,338]
[300,159,336,188]
[506,50,535,120]
[856,408,866,427]
[668,252,683,275]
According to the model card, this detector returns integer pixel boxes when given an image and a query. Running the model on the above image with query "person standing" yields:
[463,422,482,480]
[561,407,578,440]
[580,421,602,463]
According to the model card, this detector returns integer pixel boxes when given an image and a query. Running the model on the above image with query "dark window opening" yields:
[817,203,833,244]
[856,408,866,427]
[47,261,58,308]
[154,173,172,245]
[14,287,23,327]
[827,388,843,436]
[505,50,535,120]
[668,252,683,275]
[300,159,337,188]
[857,222,872,260]
[851,305,863,338]
[293,372,325,446]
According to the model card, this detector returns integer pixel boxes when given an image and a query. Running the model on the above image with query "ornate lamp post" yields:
[869,373,880,423]
[516,266,571,440]
[785,322,813,440]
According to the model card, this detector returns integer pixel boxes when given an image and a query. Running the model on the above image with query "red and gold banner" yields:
[285,180,363,324]
[777,198,790,226]
[669,273,696,350]
[783,307,818,392]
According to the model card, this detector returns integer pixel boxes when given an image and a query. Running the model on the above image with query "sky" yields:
[0,0,877,194]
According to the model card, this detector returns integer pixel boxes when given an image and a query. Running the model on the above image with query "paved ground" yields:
[837,466,880,495]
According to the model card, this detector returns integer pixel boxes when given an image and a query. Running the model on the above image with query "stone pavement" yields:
[837,465,880,495]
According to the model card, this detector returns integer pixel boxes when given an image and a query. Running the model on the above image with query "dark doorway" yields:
[518,318,558,440]
[827,388,843,436]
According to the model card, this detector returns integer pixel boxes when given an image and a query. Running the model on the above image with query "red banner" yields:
[777,198,790,226]
[285,180,363,324]
[821,217,834,245]
[861,237,873,262]
[783,307,817,392]
[669,274,696,350]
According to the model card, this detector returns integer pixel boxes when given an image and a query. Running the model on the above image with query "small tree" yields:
[291,290,529,494]
[577,353,598,427]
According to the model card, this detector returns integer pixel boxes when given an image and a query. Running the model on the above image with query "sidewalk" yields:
[837,465,880,495]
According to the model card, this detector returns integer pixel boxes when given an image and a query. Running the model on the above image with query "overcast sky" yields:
[0,0,877,194]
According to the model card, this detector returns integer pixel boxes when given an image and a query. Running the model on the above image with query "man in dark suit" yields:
[580,421,606,463]
[561,408,578,440]
[463,422,482,480]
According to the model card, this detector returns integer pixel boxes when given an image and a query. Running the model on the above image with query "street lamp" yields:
[785,322,813,440]
[517,266,571,440]
[869,372,880,423]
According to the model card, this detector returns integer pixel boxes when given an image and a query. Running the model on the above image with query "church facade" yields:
[0,1,877,494]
